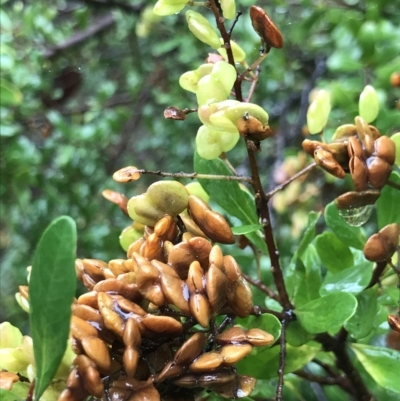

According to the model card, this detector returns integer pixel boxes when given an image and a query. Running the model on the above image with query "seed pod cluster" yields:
[60,195,275,400]
[302,117,396,210]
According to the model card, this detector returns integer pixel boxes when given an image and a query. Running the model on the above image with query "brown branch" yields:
[276,313,289,401]
[250,305,284,320]
[294,369,341,386]
[366,261,387,289]
[242,273,280,302]
[44,14,116,59]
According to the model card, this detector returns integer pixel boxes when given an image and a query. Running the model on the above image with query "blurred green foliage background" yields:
[1,0,399,331]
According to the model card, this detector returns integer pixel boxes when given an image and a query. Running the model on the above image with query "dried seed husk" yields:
[219,343,252,365]
[71,315,99,341]
[187,261,205,294]
[209,245,224,269]
[126,383,160,401]
[113,296,147,316]
[314,148,346,178]
[101,189,129,215]
[123,317,142,348]
[388,314,400,333]
[216,375,256,398]
[246,328,275,346]
[174,332,207,365]
[223,255,242,281]
[82,273,96,290]
[108,259,129,276]
[180,215,207,238]
[72,304,104,326]
[188,196,235,244]
[143,232,164,261]
[206,265,228,315]
[160,273,191,314]
[249,6,283,48]
[350,156,368,191]
[123,259,138,273]
[156,360,186,383]
[154,215,177,240]
[123,347,140,378]
[347,136,364,159]
[113,166,141,183]
[355,116,374,155]
[227,276,253,318]
[93,279,141,302]
[189,293,210,328]
[98,293,125,337]
[364,223,400,262]
[216,326,247,344]
[127,237,146,259]
[59,368,88,401]
[82,259,107,282]
[373,136,396,165]
[334,189,380,209]
[189,351,224,372]
[302,139,330,156]
[152,259,181,278]
[108,387,132,401]
[81,336,111,372]
[77,291,99,309]
[0,372,19,390]
[75,355,104,397]
[237,115,272,141]
[141,315,183,336]
[366,156,392,189]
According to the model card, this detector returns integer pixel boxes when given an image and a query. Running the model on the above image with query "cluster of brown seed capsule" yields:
[57,195,274,401]
[302,116,396,209]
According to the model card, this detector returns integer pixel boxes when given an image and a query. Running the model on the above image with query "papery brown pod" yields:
[160,272,191,315]
[127,237,146,259]
[366,156,392,189]
[71,315,99,341]
[123,347,140,378]
[180,215,207,238]
[334,189,381,209]
[216,326,247,345]
[164,106,187,121]
[227,276,253,318]
[326,140,350,166]
[314,148,346,179]
[113,295,147,316]
[246,328,275,346]
[101,189,129,215]
[189,293,210,328]
[108,259,129,276]
[75,355,104,397]
[98,292,125,337]
[219,343,252,365]
[59,368,88,401]
[81,336,111,372]
[187,261,205,294]
[216,375,256,398]
[187,196,235,244]
[363,223,400,262]
[124,317,142,348]
[77,291,99,309]
[206,264,228,315]
[174,332,207,365]
[82,273,96,290]
[249,6,283,48]
[72,304,104,326]
[373,136,396,165]
[349,155,368,191]
[209,244,224,269]
[355,116,374,155]
[156,360,186,383]
[237,115,272,141]
[112,166,141,183]
[81,259,107,282]
[223,255,242,281]
[347,136,365,159]
[141,315,183,336]
[142,232,164,261]
[189,351,224,372]
[127,383,161,401]
[154,215,178,240]
[93,279,141,302]
[302,139,331,156]
[173,369,235,388]
[388,314,400,333]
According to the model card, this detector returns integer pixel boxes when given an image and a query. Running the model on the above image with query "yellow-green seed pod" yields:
[307,89,331,134]
[359,85,380,123]
[153,0,187,16]
[217,39,246,62]
[391,132,400,166]
[220,0,236,19]
[186,11,221,49]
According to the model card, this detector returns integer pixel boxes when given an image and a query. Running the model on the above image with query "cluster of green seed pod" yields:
[56,184,275,401]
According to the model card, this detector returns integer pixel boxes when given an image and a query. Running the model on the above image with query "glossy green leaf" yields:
[320,261,373,296]
[29,216,77,400]
[377,171,400,228]
[324,202,366,249]
[232,224,263,235]
[299,244,323,302]
[315,232,354,273]
[194,151,268,253]
[0,79,23,106]
[296,292,357,334]
[236,342,320,379]
[286,320,313,346]
[344,287,378,339]
[237,313,281,345]
[351,343,400,394]
[296,211,321,258]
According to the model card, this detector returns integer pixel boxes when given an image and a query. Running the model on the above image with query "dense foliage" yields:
[1,0,400,400]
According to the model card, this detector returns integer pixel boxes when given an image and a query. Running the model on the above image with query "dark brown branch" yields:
[366,261,387,289]
[44,14,116,59]
[250,305,284,320]
[276,313,289,401]
[387,179,400,191]
[294,369,341,386]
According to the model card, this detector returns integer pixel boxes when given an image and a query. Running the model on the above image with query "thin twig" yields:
[245,66,261,103]
[228,11,242,35]
[122,169,253,183]
[294,369,340,385]
[242,273,280,301]
[387,179,400,191]
[366,261,388,289]
[276,315,288,401]
[251,305,284,320]
[265,161,317,200]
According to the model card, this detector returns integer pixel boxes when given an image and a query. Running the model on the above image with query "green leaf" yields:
[320,261,373,296]
[194,151,268,253]
[324,202,366,249]
[232,224,263,235]
[286,320,313,346]
[377,171,400,228]
[0,79,23,106]
[29,216,77,400]
[299,244,323,302]
[351,343,400,394]
[236,342,320,379]
[0,382,30,401]
[237,313,281,345]
[296,292,357,334]
[315,232,354,273]
[344,287,378,339]
[296,211,321,258]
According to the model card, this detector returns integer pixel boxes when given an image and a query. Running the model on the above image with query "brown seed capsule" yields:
[154,215,177,240]
[349,155,368,191]
[188,196,235,244]
[249,6,283,49]
[108,259,129,276]
[59,368,88,401]
[302,139,331,156]
[71,315,99,341]
[223,255,242,281]
[215,374,256,398]
[216,326,247,345]
[93,279,141,303]
[174,332,207,365]
[219,343,252,365]
[127,237,146,259]
[314,148,346,179]
[366,156,392,189]
[363,223,400,262]
[81,336,111,372]
[237,115,272,141]
[123,347,140,378]
[123,317,142,348]
[355,116,374,156]
[113,295,147,316]
[189,352,224,372]
[227,276,253,318]
[334,189,381,209]
[388,314,400,333]
[156,360,186,383]
[72,304,104,326]
[160,273,191,315]
[206,265,228,315]
[0,372,19,390]
[190,293,210,328]
[112,166,141,183]
[180,215,207,238]
[141,315,183,336]
[246,328,275,346]
[347,136,364,159]
[77,291,99,309]
[373,136,396,165]
[127,383,161,401]
[187,261,205,294]
[143,232,164,261]
[75,355,104,397]
[101,189,129,215]
[164,106,187,121]
[82,273,96,290]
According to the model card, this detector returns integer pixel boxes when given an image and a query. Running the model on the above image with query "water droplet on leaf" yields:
[338,205,373,227]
